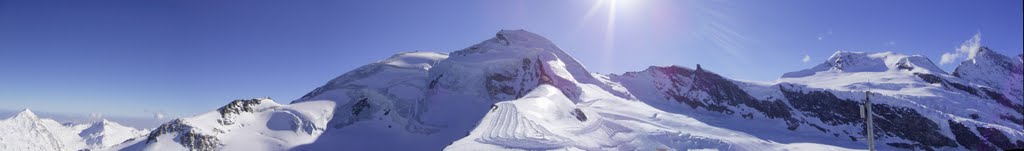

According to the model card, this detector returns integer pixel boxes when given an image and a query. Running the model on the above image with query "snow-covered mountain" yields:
[953,47,1024,110]
[610,50,1024,150]
[110,98,334,151]
[93,29,1021,150]
[0,109,148,151]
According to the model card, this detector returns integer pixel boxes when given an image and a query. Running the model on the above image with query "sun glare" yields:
[610,0,636,12]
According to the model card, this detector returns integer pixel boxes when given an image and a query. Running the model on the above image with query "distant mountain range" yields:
[0,109,148,150]
[3,30,1020,151]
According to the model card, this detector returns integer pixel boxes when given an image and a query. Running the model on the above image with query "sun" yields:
[609,0,636,12]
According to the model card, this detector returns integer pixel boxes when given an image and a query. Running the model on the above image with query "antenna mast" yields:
[863,90,875,151]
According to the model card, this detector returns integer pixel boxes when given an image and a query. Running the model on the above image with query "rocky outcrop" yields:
[948,120,998,150]
[145,119,220,151]
[216,98,264,125]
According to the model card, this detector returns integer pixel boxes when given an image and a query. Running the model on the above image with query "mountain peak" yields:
[965,46,1009,63]
[451,29,564,57]
[951,47,1023,100]
[95,119,114,125]
[494,29,552,46]
[13,108,38,119]
[954,47,1016,75]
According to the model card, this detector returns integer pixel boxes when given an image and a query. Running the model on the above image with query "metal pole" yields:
[865,91,875,151]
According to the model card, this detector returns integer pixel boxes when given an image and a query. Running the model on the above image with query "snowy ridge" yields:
[782,51,946,78]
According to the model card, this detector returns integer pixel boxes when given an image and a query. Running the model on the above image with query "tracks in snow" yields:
[475,103,570,150]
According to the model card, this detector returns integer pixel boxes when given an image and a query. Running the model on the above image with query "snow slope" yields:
[448,85,853,150]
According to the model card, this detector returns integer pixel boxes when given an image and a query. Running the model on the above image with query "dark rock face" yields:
[949,120,997,150]
[870,103,956,149]
[913,73,944,84]
[216,99,264,125]
[217,99,262,117]
[778,87,860,126]
[483,58,546,101]
[180,131,220,151]
[779,87,957,150]
[976,126,1024,150]
[145,119,221,151]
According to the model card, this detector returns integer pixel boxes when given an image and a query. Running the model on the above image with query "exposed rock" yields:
[976,126,1024,150]
[216,99,264,125]
[948,120,996,150]
[145,119,221,151]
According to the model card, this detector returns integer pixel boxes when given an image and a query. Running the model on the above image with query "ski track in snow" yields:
[475,104,570,149]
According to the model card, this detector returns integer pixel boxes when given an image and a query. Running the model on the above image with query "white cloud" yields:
[940,53,960,65]
[89,113,103,119]
[816,29,832,41]
[802,55,811,63]
[940,32,982,65]
[153,112,165,120]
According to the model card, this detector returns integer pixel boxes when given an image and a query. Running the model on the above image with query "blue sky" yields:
[1,0,1021,119]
